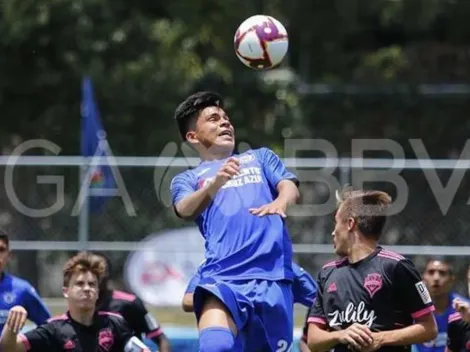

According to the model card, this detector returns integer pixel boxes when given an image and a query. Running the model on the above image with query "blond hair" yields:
[63,251,106,287]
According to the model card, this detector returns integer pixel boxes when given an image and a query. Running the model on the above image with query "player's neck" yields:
[432,295,450,314]
[200,152,232,161]
[198,146,233,161]
[348,240,377,264]
[69,307,95,326]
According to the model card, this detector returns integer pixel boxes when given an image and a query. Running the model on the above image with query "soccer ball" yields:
[234,15,289,70]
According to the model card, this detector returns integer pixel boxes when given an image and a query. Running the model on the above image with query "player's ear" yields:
[185,130,199,145]
[62,287,69,299]
[347,217,355,231]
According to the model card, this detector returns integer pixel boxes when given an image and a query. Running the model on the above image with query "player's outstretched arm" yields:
[173,157,239,220]
[0,306,28,352]
[371,313,437,349]
[249,180,299,217]
[308,323,373,352]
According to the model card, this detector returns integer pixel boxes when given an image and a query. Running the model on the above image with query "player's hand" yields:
[212,157,240,188]
[249,199,288,217]
[353,332,382,352]
[5,306,28,334]
[453,298,470,322]
[338,323,373,351]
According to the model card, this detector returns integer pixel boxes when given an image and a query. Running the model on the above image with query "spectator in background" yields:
[415,258,468,352]
[92,253,171,352]
[0,231,50,331]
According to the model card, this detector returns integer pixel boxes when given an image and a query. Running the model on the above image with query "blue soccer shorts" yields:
[194,277,294,352]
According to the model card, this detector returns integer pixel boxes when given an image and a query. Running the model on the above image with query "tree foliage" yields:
[1,0,470,292]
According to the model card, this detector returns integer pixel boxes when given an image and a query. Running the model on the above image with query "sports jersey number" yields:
[276,339,292,352]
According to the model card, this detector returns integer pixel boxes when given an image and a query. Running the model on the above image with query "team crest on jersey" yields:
[2,292,15,304]
[198,177,214,189]
[237,154,255,164]
[363,273,383,298]
[98,329,114,351]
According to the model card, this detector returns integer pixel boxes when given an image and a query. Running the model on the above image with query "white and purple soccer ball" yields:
[234,15,289,70]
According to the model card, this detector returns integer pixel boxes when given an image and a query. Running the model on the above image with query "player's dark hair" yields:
[63,251,106,287]
[174,91,224,140]
[0,229,9,248]
[336,187,392,240]
[424,257,454,276]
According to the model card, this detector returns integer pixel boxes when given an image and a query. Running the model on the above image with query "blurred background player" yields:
[307,188,437,352]
[0,231,50,331]
[415,258,468,352]
[0,251,150,352]
[92,253,171,352]
[171,91,300,351]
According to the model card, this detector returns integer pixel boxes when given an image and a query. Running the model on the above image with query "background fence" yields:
[1,155,469,298]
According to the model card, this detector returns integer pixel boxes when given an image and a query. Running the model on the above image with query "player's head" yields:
[174,91,235,158]
[422,258,455,299]
[0,230,11,273]
[62,252,105,311]
[332,187,391,256]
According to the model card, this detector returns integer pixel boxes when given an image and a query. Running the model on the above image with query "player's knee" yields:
[199,327,235,352]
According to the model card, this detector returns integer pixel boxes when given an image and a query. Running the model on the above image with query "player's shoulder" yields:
[249,147,276,158]
[320,257,348,276]
[293,262,313,279]
[46,313,70,326]
[448,311,464,324]
[292,262,305,276]
[5,274,37,292]
[451,292,470,303]
[375,248,408,266]
[111,290,137,304]
[97,311,126,324]
[171,167,197,183]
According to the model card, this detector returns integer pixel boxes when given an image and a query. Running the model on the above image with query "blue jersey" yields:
[0,273,51,329]
[171,148,298,281]
[291,264,318,307]
[186,262,317,308]
[415,292,469,352]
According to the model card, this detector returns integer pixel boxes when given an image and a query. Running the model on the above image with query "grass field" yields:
[43,298,310,328]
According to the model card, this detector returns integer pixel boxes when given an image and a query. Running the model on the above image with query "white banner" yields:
[124,227,205,306]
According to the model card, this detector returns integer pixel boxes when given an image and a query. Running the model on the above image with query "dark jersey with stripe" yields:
[19,311,132,352]
[97,290,163,340]
[308,247,435,352]
[447,311,470,352]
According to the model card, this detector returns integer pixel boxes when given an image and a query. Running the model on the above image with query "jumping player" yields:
[307,188,438,352]
[0,252,150,352]
[0,231,50,331]
[92,253,171,351]
[171,91,300,351]
[416,259,468,352]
